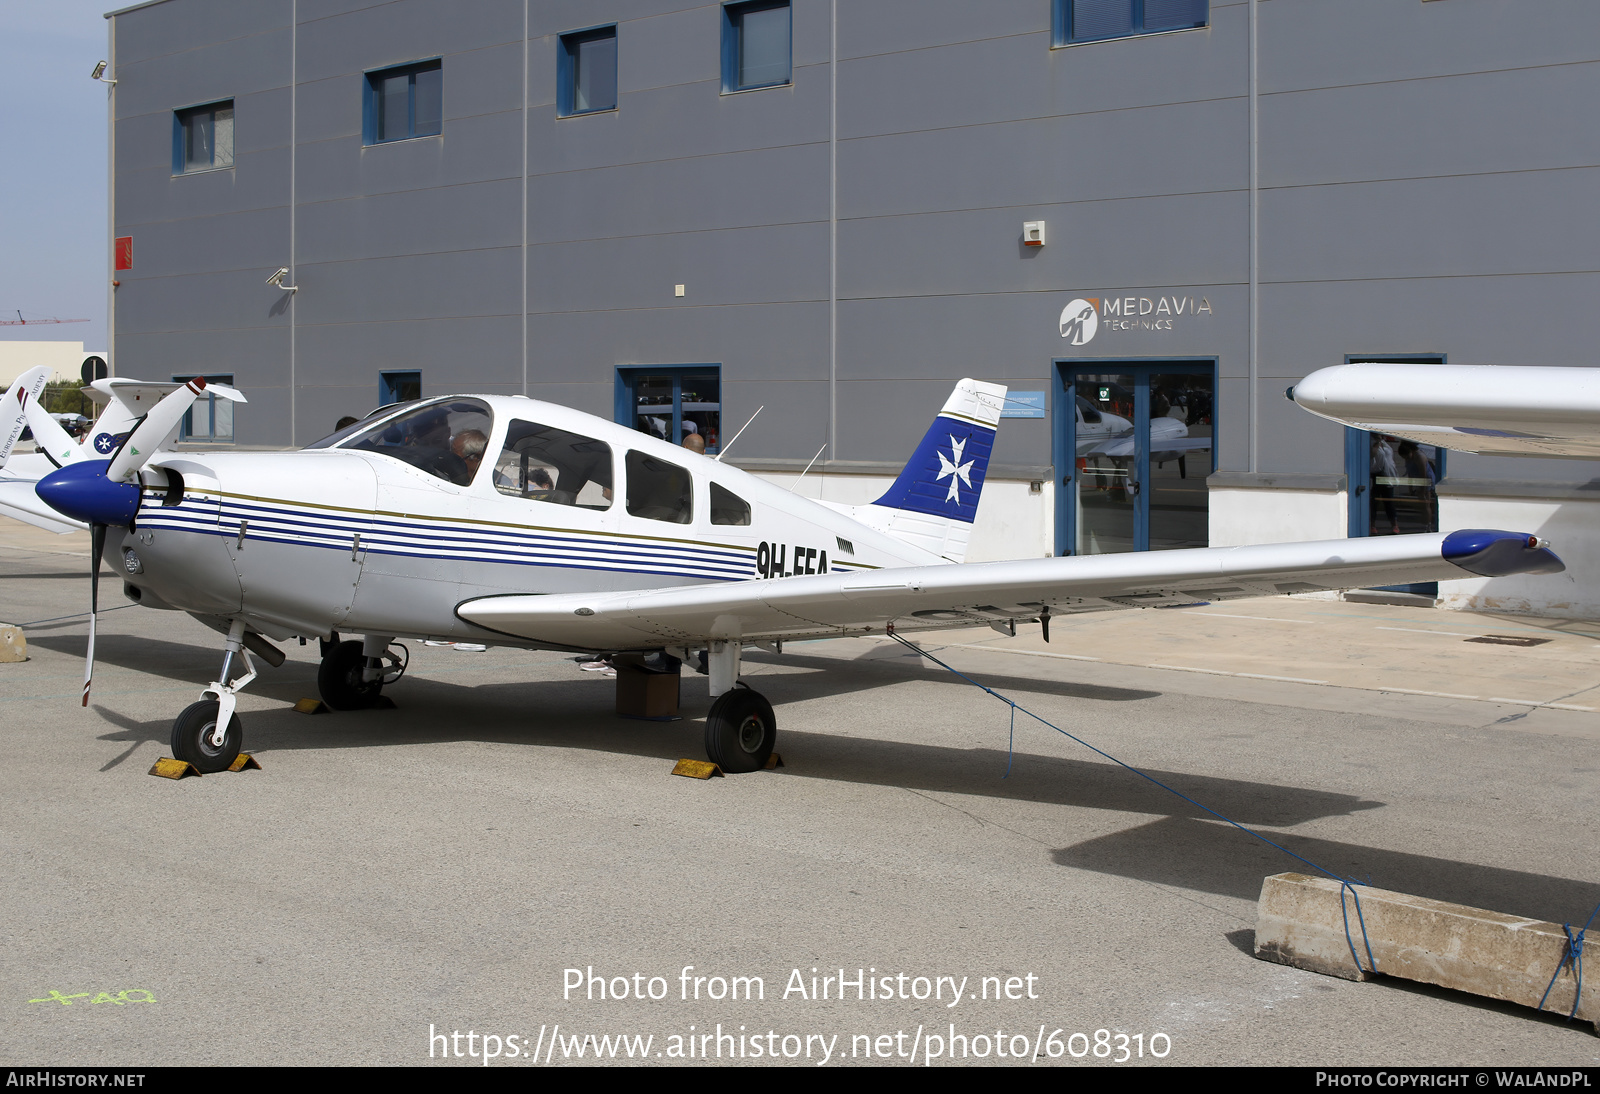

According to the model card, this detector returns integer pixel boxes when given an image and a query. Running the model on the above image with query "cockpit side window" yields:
[625,450,693,524]
[340,399,493,486]
[709,482,750,526]
[494,420,613,509]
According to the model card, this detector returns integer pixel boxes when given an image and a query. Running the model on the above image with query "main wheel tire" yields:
[317,639,383,710]
[704,688,776,774]
[171,700,242,774]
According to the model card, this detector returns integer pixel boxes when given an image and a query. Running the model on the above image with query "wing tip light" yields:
[1442,529,1565,577]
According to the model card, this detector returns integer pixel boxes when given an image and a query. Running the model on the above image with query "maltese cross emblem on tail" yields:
[935,434,974,504]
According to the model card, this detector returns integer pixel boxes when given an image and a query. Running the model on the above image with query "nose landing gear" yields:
[170,618,255,773]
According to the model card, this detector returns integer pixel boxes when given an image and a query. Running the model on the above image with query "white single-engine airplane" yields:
[0,366,1564,774]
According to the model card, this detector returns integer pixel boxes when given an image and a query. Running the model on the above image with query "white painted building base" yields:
[749,469,1055,563]
[1210,477,1600,619]
[1435,493,1600,618]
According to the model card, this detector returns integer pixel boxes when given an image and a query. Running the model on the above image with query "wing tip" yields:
[1442,529,1565,577]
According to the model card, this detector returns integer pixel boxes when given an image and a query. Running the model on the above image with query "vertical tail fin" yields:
[854,378,1007,563]
[0,367,54,469]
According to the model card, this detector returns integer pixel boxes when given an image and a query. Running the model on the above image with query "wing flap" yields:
[456,530,1562,649]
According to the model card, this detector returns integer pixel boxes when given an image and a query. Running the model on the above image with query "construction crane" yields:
[0,311,89,326]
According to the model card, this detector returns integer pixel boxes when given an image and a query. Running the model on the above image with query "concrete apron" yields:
[1256,873,1599,1033]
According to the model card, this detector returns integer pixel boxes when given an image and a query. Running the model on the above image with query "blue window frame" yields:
[1342,356,1446,597]
[364,60,442,144]
[1054,0,1207,46]
[172,100,234,174]
[615,367,723,455]
[379,371,422,407]
[559,25,617,116]
[722,1,790,92]
[173,374,235,442]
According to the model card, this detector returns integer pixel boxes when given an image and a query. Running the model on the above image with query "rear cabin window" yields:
[494,420,613,509]
[709,482,751,526]
[339,398,493,486]
[626,450,693,524]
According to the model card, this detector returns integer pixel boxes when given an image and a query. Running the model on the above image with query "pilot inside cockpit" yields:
[335,398,494,487]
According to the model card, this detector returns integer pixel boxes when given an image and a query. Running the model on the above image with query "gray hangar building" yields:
[102,0,1600,614]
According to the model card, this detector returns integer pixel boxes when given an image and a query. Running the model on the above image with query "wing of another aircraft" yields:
[0,455,87,533]
[458,530,1561,650]
[1292,363,1600,458]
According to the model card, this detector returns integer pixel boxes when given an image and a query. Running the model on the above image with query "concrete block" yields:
[0,625,26,662]
[1255,872,1598,1031]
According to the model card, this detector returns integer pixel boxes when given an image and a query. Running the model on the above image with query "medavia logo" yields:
[1059,299,1098,346]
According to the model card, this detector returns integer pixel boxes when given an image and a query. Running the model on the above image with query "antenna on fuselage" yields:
[712,405,763,462]
[789,442,829,493]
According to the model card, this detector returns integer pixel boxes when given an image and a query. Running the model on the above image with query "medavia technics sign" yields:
[1058,295,1214,346]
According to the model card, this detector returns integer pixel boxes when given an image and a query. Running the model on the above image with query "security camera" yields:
[91,61,115,84]
[266,267,298,293]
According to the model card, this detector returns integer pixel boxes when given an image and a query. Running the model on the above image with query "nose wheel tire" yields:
[317,639,384,710]
[171,699,242,774]
[704,688,776,774]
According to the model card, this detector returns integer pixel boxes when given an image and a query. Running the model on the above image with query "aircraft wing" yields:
[0,456,87,533]
[458,529,1561,650]
[1293,363,1600,458]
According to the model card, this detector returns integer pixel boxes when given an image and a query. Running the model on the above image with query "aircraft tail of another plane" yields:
[0,366,54,470]
[844,377,1007,563]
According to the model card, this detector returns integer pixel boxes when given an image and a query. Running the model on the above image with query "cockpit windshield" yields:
[331,399,494,486]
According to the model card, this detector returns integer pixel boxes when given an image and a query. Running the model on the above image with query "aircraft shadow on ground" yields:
[743,648,1159,704]
[32,632,1159,709]
[1057,815,1600,927]
[78,649,1377,828]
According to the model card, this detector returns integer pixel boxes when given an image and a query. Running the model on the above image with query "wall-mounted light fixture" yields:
[91,60,116,85]
[266,267,298,293]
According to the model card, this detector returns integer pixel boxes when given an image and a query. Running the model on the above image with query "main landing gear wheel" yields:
[704,687,776,774]
[317,639,383,710]
[170,699,242,774]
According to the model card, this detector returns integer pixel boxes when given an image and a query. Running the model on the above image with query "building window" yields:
[559,26,617,116]
[616,367,722,454]
[172,101,234,174]
[379,371,421,406]
[364,61,442,144]
[722,1,790,92]
[1054,0,1207,45]
[174,374,235,442]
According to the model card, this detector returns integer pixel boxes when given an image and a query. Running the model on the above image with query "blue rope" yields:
[888,630,1379,976]
[1536,902,1598,1021]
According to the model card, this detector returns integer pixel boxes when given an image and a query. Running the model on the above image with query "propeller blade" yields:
[23,398,86,469]
[84,523,106,707]
[105,377,206,482]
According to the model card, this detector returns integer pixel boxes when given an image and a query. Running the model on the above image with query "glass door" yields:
[1343,356,1445,596]
[1056,362,1215,555]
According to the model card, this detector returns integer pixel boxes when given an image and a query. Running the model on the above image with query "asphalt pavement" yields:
[2,517,1598,1067]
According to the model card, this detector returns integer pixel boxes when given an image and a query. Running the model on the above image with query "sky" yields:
[0,0,114,351]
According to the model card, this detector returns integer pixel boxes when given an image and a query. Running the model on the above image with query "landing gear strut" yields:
[171,618,254,772]
[316,635,404,710]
